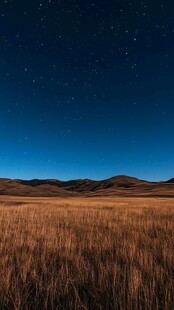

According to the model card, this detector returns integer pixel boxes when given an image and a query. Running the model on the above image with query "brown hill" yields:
[0,175,174,197]
[0,178,75,197]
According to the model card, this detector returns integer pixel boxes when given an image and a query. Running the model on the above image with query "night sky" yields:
[0,0,174,181]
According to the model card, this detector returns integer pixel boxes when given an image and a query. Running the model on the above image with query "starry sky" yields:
[0,0,174,181]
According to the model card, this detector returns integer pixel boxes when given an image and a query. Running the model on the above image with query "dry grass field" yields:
[0,197,173,309]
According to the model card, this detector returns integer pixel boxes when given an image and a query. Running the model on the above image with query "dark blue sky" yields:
[0,0,174,181]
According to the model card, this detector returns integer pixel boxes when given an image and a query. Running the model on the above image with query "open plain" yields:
[0,196,173,309]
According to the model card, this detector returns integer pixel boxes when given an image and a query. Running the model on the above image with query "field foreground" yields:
[0,197,173,309]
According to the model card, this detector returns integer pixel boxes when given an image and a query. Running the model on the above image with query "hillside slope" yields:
[0,175,174,197]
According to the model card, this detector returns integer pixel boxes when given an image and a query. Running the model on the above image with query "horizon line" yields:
[0,174,172,183]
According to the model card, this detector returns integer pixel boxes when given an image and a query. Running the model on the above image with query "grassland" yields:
[0,197,173,309]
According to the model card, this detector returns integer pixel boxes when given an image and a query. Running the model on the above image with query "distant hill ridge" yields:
[165,178,174,183]
[0,175,174,197]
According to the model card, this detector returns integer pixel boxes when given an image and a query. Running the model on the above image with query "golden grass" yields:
[0,197,173,309]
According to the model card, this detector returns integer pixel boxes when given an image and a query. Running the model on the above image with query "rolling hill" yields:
[0,175,174,197]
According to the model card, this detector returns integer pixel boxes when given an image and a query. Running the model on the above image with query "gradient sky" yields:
[0,0,174,181]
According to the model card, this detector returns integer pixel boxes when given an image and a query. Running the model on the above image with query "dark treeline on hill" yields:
[0,175,174,197]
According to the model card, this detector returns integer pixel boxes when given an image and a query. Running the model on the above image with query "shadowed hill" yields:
[0,175,174,197]
[165,178,174,183]
[0,178,76,197]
